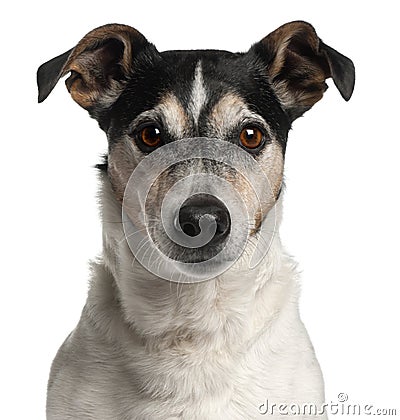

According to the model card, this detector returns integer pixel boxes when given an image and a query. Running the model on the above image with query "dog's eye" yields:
[239,127,263,149]
[140,126,162,148]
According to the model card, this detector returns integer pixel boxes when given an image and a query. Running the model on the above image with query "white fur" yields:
[189,61,208,127]
[46,173,327,419]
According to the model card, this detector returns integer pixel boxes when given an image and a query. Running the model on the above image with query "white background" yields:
[2,1,399,418]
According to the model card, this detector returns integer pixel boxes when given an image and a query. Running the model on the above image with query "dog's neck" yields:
[87,173,299,353]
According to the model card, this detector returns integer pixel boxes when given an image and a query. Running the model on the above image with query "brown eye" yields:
[140,126,162,147]
[239,126,264,149]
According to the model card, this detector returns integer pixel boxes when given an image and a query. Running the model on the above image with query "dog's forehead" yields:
[159,51,267,126]
[122,50,284,137]
[106,48,290,148]
[133,64,265,139]
[150,51,245,129]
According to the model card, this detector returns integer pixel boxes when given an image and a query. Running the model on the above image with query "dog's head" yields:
[38,22,354,279]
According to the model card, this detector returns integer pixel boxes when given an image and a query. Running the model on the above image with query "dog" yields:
[37,21,355,419]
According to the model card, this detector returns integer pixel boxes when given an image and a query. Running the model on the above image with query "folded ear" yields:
[250,21,355,121]
[37,24,151,109]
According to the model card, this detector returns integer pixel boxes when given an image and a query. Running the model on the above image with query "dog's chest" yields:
[101,336,315,420]
[120,349,277,419]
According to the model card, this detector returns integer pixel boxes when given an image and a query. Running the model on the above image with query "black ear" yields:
[250,21,355,120]
[37,24,151,109]
[37,49,73,103]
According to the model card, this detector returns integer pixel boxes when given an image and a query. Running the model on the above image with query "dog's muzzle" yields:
[122,137,277,283]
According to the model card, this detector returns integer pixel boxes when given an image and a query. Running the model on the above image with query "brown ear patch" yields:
[37,24,150,109]
[64,38,126,108]
[253,21,355,120]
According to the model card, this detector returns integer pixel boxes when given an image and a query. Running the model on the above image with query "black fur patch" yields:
[95,155,108,172]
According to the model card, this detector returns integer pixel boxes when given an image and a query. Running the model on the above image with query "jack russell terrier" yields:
[37,21,355,419]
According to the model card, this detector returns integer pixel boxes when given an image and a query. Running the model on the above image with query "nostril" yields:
[181,221,200,237]
[178,206,202,237]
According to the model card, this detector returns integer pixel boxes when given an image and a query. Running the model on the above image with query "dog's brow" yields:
[209,92,270,137]
[131,93,189,138]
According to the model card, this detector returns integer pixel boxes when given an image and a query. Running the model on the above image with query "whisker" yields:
[118,227,149,245]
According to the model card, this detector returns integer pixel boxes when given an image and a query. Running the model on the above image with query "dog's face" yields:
[38,22,354,272]
[104,48,290,265]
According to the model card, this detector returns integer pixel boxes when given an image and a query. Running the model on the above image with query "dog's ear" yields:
[37,24,151,109]
[250,21,355,120]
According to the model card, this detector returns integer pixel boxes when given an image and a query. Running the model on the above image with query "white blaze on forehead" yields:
[189,61,208,126]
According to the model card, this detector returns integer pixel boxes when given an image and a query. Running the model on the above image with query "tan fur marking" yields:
[209,92,267,139]
[210,92,246,125]
[157,94,190,138]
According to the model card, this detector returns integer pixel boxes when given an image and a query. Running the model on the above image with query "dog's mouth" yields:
[123,190,275,281]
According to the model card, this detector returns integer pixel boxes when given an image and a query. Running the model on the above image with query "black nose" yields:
[178,194,231,244]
